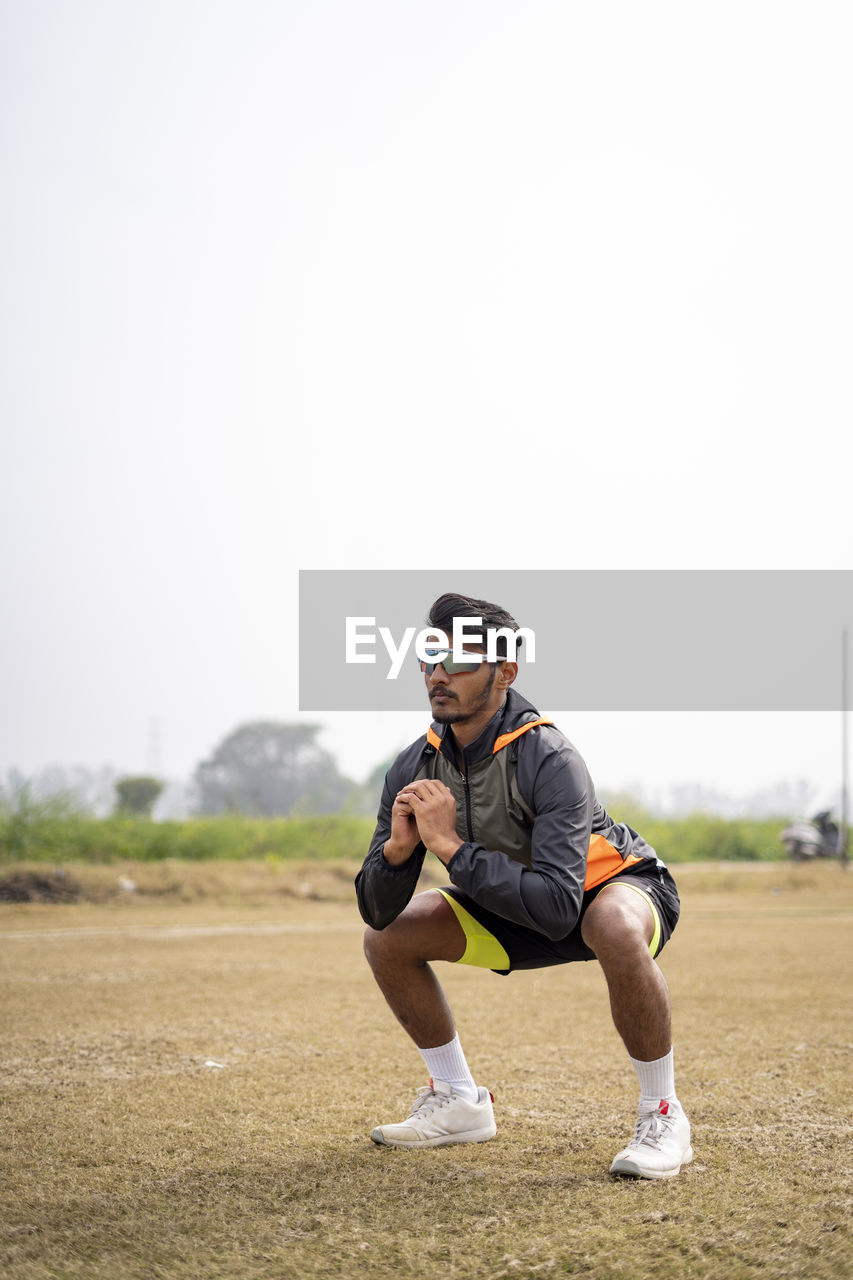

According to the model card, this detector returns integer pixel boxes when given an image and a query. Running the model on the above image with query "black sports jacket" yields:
[355,688,656,940]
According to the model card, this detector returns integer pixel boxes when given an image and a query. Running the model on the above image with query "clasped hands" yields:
[383,779,463,867]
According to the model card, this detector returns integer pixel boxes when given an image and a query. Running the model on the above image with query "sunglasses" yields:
[418,647,489,676]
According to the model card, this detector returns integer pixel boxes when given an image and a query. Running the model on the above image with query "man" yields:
[355,593,692,1179]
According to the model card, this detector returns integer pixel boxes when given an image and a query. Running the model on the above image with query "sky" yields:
[1,1,851,814]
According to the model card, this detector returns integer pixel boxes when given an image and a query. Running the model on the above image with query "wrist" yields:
[382,839,416,866]
[429,836,464,866]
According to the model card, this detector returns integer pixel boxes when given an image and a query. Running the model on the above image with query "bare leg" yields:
[363,890,466,1049]
[580,885,671,1061]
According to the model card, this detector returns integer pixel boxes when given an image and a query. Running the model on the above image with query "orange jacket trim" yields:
[492,718,553,754]
[427,718,552,756]
[585,834,643,890]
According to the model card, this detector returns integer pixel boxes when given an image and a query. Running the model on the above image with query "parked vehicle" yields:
[780,810,841,861]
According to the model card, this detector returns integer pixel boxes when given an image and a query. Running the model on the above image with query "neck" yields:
[447,696,507,751]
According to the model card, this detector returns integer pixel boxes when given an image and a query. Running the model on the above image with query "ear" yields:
[497,661,518,689]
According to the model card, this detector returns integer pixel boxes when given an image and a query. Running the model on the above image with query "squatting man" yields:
[356,593,693,1179]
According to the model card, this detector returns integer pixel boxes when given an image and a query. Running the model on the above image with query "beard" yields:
[429,666,497,723]
[430,698,461,724]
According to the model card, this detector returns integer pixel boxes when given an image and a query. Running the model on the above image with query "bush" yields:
[0,790,790,865]
[0,807,377,865]
[0,785,89,861]
[114,776,164,817]
[636,814,785,863]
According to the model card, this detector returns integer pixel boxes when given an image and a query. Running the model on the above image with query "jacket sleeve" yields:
[355,764,427,930]
[443,729,593,940]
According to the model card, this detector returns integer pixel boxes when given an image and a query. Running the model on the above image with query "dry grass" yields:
[1,860,851,1280]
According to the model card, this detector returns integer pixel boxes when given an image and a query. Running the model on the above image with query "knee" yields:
[363,924,388,970]
[581,895,651,964]
[363,918,410,972]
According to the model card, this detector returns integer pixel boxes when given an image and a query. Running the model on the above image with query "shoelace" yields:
[630,1109,675,1149]
[407,1086,452,1118]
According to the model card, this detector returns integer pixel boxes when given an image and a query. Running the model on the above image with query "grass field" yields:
[2,860,851,1280]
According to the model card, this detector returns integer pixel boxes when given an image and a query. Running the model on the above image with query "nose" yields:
[427,661,450,685]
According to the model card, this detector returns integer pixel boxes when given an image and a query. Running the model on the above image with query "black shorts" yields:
[437,859,681,974]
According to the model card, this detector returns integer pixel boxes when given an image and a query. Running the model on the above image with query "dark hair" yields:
[427,593,522,660]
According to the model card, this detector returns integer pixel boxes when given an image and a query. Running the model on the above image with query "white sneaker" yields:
[370,1079,497,1149]
[610,1098,693,1179]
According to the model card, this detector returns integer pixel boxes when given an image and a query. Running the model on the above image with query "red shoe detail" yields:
[659,1100,669,1115]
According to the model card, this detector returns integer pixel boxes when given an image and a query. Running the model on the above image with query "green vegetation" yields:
[0,789,802,865]
[113,775,165,816]
[0,807,376,865]
[625,811,788,863]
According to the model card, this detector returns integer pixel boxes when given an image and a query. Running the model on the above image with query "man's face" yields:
[422,647,503,726]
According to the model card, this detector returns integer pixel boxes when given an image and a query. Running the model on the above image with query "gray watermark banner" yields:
[298,570,852,712]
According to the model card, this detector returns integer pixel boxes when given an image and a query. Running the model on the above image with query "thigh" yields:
[366,888,467,963]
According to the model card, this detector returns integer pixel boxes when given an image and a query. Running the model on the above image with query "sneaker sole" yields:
[370,1124,497,1149]
[610,1144,694,1180]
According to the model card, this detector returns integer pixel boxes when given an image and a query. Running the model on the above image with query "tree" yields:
[345,757,396,817]
[3,765,117,817]
[192,722,353,816]
[114,776,164,817]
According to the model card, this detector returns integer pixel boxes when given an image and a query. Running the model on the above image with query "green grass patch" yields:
[636,813,787,862]
[0,805,799,866]
[0,812,377,865]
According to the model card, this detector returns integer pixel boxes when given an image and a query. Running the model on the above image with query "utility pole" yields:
[842,629,849,869]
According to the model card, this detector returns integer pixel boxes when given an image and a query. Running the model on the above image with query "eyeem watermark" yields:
[345,616,536,680]
[299,570,853,711]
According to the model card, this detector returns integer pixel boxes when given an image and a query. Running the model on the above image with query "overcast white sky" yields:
[1,2,851,809]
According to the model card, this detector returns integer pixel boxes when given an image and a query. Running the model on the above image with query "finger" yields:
[413,780,444,797]
[419,779,450,798]
[407,790,439,809]
[398,782,431,802]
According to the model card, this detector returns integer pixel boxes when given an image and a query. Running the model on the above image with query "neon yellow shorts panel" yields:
[437,889,511,971]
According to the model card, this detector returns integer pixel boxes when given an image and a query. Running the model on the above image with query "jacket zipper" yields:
[440,742,474,842]
[458,756,474,841]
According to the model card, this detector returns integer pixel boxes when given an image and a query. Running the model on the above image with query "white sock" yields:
[418,1033,479,1102]
[629,1048,676,1105]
